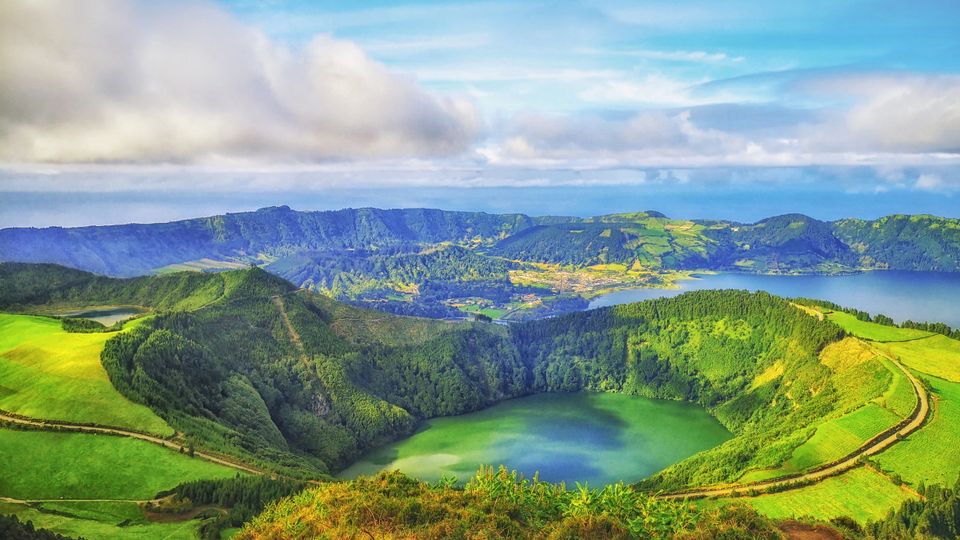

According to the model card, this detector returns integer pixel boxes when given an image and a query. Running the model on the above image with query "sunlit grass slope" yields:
[874,376,960,486]
[826,311,932,342]
[0,313,172,435]
[877,335,960,382]
[742,467,916,524]
[738,337,907,482]
[736,306,960,523]
[0,428,238,500]
[0,501,200,540]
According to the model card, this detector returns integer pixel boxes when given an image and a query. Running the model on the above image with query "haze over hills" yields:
[2,206,959,322]
[3,206,959,276]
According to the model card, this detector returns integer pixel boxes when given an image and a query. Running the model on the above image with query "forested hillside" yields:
[0,263,530,476]
[0,263,868,489]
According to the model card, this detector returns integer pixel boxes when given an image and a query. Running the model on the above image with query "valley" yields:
[0,218,959,538]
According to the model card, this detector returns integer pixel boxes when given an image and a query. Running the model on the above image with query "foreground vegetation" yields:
[240,467,783,539]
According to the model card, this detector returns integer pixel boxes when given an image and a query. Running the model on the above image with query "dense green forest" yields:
[156,476,308,540]
[0,515,76,540]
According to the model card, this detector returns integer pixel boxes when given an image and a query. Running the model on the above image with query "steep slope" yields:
[833,214,960,271]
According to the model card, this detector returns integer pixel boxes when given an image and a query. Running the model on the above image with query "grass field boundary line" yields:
[0,409,267,477]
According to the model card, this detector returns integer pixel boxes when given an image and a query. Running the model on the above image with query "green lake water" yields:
[338,392,731,486]
[57,306,147,326]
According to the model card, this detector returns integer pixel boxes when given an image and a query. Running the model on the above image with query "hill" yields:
[3,207,959,323]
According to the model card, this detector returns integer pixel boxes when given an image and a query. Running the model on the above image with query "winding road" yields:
[661,341,930,499]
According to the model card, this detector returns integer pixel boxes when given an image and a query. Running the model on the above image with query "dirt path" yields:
[272,295,307,361]
[661,342,929,499]
[0,496,153,504]
[0,410,266,476]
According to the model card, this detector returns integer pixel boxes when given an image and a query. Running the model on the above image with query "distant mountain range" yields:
[2,206,958,319]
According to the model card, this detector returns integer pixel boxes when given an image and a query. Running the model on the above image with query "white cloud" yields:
[578,47,744,63]
[795,74,960,154]
[0,0,479,164]
[914,173,950,192]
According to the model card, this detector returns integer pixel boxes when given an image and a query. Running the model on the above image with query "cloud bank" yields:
[0,0,957,197]
[0,0,478,163]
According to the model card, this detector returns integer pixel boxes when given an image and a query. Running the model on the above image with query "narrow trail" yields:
[0,410,266,477]
[661,341,930,500]
[272,295,307,362]
[0,496,152,504]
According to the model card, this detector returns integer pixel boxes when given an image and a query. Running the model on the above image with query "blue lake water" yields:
[589,271,960,328]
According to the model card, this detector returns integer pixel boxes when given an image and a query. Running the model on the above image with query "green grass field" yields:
[154,258,248,275]
[0,501,201,540]
[876,335,960,382]
[738,401,899,483]
[877,357,919,418]
[0,428,238,500]
[0,313,172,435]
[783,403,899,472]
[873,376,960,487]
[458,304,508,319]
[737,466,916,524]
[826,311,932,342]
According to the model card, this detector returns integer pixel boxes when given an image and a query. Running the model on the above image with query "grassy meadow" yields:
[0,501,202,540]
[0,313,172,435]
[737,467,917,523]
[0,428,239,500]
[826,311,932,342]
[873,376,960,486]
[876,335,960,382]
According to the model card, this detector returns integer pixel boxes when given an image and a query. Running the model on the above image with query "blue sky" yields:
[1,0,958,226]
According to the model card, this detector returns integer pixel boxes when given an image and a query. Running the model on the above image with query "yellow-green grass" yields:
[0,428,239,500]
[876,357,918,418]
[738,403,899,483]
[786,404,899,472]
[876,335,960,382]
[873,376,960,487]
[458,304,509,319]
[0,313,172,435]
[826,311,932,342]
[154,257,248,275]
[0,501,200,540]
[740,341,907,483]
[735,467,916,524]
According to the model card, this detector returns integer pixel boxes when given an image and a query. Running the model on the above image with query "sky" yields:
[1,0,959,227]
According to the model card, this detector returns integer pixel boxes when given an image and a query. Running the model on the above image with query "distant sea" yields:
[2,184,958,228]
